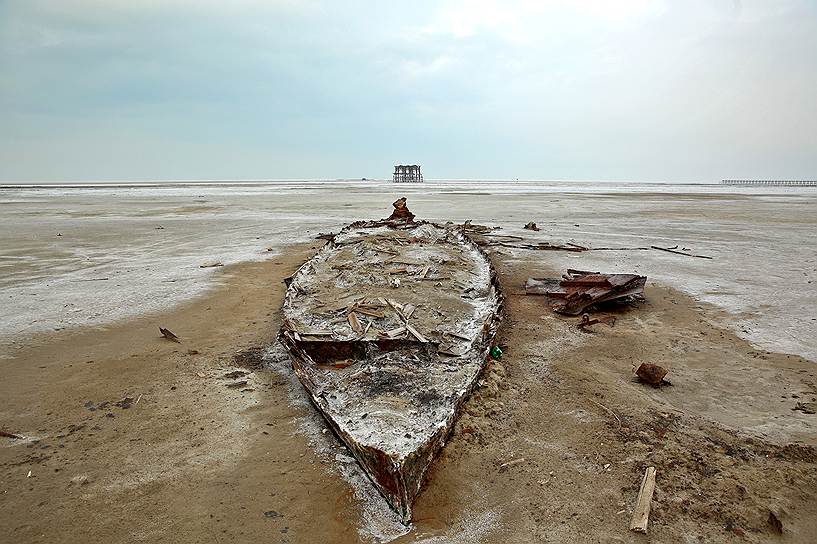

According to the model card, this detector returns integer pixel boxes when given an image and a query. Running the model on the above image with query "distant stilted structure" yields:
[721,179,816,187]
[393,165,423,183]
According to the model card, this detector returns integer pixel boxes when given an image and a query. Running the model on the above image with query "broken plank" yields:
[405,323,427,343]
[347,312,363,334]
[352,307,385,319]
[380,326,406,339]
[630,466,657,533]
[650,245,713,259]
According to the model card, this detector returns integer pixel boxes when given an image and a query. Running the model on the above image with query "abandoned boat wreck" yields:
[279,199,503,523]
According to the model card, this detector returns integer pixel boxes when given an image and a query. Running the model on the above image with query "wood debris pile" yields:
[526,269,646,315]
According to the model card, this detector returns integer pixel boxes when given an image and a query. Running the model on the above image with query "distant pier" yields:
[721,179,816,186]
[393,165,423,183]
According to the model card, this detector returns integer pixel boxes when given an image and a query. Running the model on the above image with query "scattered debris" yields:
[70,474,89,486]
[490,345,503,359]
[114,397,134,409]
[264,510,283,519]
[577,313,617,330]
[651,245,713,260]
[630,466,657,533]
[461,220,498,235]
[537,270,646,315]
[635,363,669,386]
[84,400,110,411]
[499,457,526,469]
[523,222,540,231]
[199,261,224,268]
[159,327,181,343]
[792,402,816,415]
[495,241,587,252]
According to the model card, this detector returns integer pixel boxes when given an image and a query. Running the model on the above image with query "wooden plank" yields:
[651,245,713,260]
[386,298,404,315]
[380,326,406,338]
[405,323,427,343]
[347,312,363,334]
[630,466,657,533]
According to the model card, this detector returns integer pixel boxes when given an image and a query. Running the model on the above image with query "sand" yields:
[2,188,817,543]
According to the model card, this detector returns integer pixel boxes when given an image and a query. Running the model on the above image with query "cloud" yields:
[422,0,667,43]
[0,0,815,181]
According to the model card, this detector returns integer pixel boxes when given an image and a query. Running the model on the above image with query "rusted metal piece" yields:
[635,363,669,385]
[543,270,646,315]
[387,197,415,222]
[279,200,503,524]
[577,313,617,329]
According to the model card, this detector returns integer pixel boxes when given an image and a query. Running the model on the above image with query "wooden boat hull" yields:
[279,208,502,523]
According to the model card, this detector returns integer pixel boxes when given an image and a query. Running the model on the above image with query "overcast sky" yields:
[1,0,815,182]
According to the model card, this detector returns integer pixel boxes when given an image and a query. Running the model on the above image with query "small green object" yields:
[490,345,503,359]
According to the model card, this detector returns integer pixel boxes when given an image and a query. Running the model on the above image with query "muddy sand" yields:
[2,237,817,543]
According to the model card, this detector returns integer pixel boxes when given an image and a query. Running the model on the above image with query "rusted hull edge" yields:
[277,221,505,524]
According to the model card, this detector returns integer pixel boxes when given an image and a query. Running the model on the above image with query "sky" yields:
[1,0,815,182]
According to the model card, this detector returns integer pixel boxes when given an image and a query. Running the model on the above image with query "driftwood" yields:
[630,466,657,533]
[496,242,587,252]
[651,245,713,260]
[0,430,23,439]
